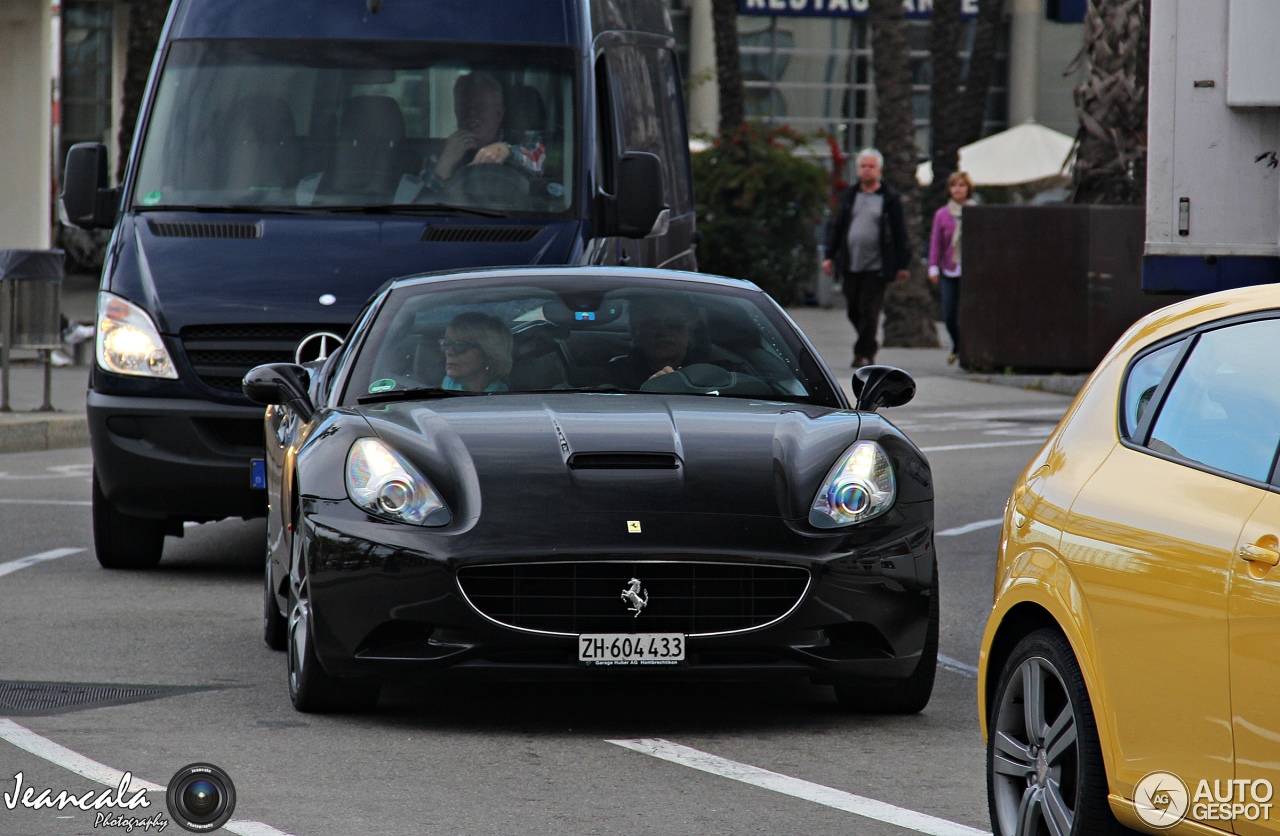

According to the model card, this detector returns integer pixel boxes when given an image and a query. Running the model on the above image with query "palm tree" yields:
[1069,0,1150,204]
[117,0,173,181]
[710,0,745,133]
[926,0,963,219]
[870,0,939,348]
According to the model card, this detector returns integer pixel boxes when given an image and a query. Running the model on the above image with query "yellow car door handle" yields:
[1239,544,1280,567]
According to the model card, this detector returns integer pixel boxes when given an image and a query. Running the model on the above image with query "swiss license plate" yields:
[578,633,685,666]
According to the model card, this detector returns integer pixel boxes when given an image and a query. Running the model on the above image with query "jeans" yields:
[843,270,887,361]
[940,273,960,354]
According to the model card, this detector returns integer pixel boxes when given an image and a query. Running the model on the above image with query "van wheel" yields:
[834,563,938,714]
[987,629,1127,836]
[92,471,165,569]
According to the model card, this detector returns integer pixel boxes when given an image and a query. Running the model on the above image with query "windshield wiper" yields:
[357,387,483,405]
[303,203,509,218]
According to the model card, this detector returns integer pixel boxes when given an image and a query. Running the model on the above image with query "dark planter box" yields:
[960,205,1191,373]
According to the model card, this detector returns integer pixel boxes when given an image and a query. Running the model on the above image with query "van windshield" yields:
[133,40,576,216]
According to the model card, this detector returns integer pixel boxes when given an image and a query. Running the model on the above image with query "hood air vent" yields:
[567,452,680,470]
[147,220,263,239]
[421,226,543,244]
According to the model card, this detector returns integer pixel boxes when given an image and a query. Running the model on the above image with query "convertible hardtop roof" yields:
[388,266,763,294]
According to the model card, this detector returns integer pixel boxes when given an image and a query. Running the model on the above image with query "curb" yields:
[0,414,91,454]
[961,374,1088,397]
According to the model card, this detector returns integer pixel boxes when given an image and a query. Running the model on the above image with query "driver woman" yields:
[440,312,513,392]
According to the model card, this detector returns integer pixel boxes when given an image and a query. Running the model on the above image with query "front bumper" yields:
[88,390,267,521]
[300,499,936,684]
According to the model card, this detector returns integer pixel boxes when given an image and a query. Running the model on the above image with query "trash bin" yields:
[0,249,65,411]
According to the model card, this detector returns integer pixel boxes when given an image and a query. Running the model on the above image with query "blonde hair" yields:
[947,170,974,199]
[446,312,513,381]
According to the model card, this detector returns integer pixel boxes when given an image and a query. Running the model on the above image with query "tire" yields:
[91,471,165,570]
[834,562,938,714]
[987,628,1128,836]
[263,555,287,651]
[285,531,379,713]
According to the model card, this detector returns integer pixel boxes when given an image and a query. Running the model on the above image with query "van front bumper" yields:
[88,390,268,522]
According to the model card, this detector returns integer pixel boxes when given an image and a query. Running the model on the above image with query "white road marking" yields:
[937,518,1003,537]
[0,548,85,579]
[938,655,980,678]
[0,499,91,507]
[607,738,990,836]
[0,720,297,836]
[0,464,94,481]
[919,440,1045,453]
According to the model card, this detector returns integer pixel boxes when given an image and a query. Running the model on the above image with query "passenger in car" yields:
[439,312,513,392]
[603,297,745,390]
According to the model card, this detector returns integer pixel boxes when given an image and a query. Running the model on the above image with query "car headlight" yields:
[96,292,178,378]
[345,437,450,526]
[809,440,896,528]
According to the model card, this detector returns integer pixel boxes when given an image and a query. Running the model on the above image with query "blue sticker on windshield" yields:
[547,182,565,198]
[575,311,596,321]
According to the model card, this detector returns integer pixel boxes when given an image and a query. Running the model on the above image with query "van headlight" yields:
[809,441,896,528]
[96,292,178,379]
[346,438,450,526]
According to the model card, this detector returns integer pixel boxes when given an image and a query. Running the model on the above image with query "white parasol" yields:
[917,120,1076,187]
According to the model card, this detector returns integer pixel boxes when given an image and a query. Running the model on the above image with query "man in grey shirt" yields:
[822,149,911,367]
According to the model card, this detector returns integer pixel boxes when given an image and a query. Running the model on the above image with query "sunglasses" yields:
[438,339,481,354]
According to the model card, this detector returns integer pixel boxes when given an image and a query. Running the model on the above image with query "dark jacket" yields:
[824,182,911,283]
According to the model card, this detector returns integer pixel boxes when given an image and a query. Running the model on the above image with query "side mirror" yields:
[61,143,119,229]
[852,365,915,411]
[243,363,314,421]
[613,151,667,239]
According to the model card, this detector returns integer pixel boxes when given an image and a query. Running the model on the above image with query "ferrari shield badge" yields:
[621,578,649,617]
[627,520,642,533]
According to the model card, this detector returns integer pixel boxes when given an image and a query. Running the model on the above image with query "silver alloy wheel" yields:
[991,655,1080,836]
[287,585,309,697]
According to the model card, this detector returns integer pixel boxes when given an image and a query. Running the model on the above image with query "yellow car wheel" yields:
[987,629,1127,836]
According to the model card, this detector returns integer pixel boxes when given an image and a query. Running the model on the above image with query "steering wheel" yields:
[438,162,530,206]
[639,363,774,397]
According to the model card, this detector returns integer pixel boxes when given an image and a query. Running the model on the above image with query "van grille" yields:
[456,561,811,637]
[179,323,336,396]
[147,220,263,239]
[421,226,543,243]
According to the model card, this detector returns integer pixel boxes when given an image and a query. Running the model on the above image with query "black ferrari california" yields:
[244,267,936,713]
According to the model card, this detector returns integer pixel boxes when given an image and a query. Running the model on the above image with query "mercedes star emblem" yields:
[621,578,649,617]
[294,331,344,364]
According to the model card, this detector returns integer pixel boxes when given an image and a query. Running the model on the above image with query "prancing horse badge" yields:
[627,520,642,533]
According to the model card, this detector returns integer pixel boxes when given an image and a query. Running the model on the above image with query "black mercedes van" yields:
[62,0,696,568]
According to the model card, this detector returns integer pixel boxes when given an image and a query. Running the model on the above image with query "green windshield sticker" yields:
[141,191,163,206]
[368,378,396,394]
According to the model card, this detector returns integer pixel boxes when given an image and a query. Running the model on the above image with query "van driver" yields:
[421,72,544,190]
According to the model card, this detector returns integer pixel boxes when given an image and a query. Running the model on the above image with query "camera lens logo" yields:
[1135,771,1190,828]
[166,763,237,833]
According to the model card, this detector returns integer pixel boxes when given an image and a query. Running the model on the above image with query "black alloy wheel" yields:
[285,525,379,713]
[91,470,165,569]
[263,554,287,651]
[987,628,1128,836]
[834,560,938,714]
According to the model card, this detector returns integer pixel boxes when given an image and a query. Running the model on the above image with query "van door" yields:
[596,40,696,270]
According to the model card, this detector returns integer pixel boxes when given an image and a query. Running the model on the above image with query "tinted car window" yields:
[1148,318,1280,482]
[134,40,575,215]
[344,276,837,405]
[606,45,692,216]
[1122,339,1183,438]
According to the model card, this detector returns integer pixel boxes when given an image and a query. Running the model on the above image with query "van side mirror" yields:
[611,151,667,239]
[852,365,915,411]
[243,363,314,421]
[62,143,119,229]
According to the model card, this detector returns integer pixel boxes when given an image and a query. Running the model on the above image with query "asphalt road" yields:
[0,373,1074,836]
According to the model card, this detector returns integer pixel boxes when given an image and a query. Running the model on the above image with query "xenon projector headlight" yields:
[346,437,450,526]
[96,292,178,379]
[809,440,896,528]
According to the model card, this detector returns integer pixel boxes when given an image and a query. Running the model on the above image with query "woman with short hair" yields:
[439,311,512,392]
[928,170,975,365]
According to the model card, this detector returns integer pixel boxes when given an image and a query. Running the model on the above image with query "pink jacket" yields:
[928,206,960,275]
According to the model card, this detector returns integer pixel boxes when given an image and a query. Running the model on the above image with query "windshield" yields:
[344,277,840,406]
[133,40,576,215]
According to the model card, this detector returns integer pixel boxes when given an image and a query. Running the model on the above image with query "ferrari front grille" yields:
[456,561,811,637]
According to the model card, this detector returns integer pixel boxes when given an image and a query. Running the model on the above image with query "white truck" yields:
[1144,0,1280,292]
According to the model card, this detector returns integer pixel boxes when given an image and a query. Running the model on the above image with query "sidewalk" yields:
[0,278,1088,455]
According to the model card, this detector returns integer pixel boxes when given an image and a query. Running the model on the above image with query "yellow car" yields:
[979,284,1280,836]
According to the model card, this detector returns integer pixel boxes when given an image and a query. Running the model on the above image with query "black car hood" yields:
[358,394,861,522]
